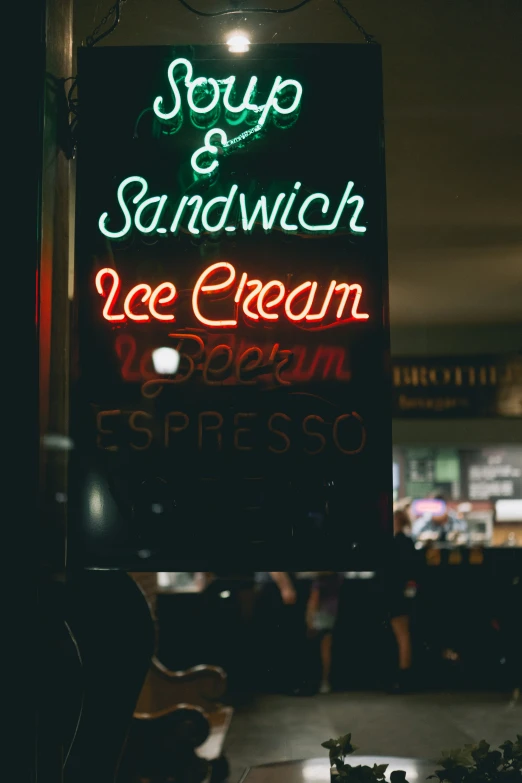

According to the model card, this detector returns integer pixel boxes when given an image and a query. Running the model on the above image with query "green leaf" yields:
[373,764,388,779]
[513,737,522,762]
[439,747,474,769]
[341,763,378,783]
[471,741,490,762]
[338,734,357,756]
[322,740,340,750]
[500,741,514,760]
[432,763,469,783]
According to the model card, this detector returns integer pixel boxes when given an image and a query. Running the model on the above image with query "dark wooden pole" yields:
[39,0,73,575]
[37,0,73,780]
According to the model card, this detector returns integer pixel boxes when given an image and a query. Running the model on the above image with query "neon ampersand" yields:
[190,128,228,178]
[153,58,303,177]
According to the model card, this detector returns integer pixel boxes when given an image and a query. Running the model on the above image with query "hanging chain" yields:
[176,0,313,17]
[85,0,127,47]
[175,0,377,42]
[63,0,127,155]
[64,0,376,158]
[332,0,376,44]
[84,0,375,48]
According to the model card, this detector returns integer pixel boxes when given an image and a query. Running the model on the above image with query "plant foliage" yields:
[430,736,522,783]
[321,734,522,783]
[321,733,393,783]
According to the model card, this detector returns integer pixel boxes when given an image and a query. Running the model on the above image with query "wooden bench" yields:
[119,575,234,783]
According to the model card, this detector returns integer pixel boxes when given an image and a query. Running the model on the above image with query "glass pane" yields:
[37,1,522,780]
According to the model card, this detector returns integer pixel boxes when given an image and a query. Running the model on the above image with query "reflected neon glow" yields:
[115,333,353,386]
[153,57,302,176]
[154,58,302,129]
[95,263,369,327]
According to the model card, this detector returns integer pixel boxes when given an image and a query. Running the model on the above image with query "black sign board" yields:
[462,449,522,502]
[392,354,522,418]
[70,44,391,569]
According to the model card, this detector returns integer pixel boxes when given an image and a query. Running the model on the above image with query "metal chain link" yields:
[85,0,126,47]
[332,0,376,44]
[69,0,376,156]
[84,0,375,47]
[175,0,377,42]
[176,0,313,17]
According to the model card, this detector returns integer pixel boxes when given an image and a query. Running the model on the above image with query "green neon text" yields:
[153,57,302,176]
[98,178,366,240]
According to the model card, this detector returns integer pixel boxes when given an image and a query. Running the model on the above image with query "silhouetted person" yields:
[412,493,468,543]
[387,509,418,693]
[253,572,296,692]
[306,572,344,694]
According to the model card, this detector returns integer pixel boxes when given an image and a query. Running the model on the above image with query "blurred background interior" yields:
[35,0,521,781]
[127,567,522,783]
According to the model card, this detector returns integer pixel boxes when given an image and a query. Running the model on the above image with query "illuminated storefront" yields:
[392,351,522,546]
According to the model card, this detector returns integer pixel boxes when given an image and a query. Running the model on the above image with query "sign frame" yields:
[70,43,392,571]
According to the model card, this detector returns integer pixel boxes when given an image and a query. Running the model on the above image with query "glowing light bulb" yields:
[227,34,250,53]
[152,347,180,375]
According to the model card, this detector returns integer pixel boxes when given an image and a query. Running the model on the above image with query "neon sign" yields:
[98,178,366,240]
[74,43,391,567]
[97,56,367,241]
[153,57,303,177]
[95,263,370,328]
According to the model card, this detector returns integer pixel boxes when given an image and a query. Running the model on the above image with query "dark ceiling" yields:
[73,0,522,326]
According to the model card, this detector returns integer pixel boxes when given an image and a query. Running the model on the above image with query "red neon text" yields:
[96,268,124,322]
[95,263,369,328]
[96,269,178,323]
